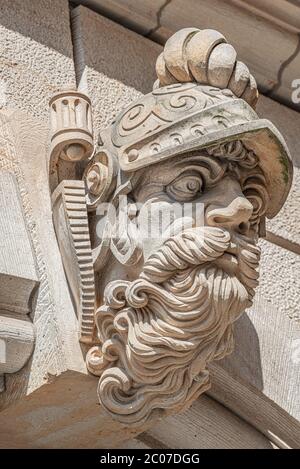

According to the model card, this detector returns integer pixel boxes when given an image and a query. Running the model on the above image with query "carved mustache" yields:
[140,226,260,297]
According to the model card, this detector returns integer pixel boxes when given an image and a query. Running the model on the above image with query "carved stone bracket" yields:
[48,29,293,428]
[52,180,96,344]
[49,88,98,344]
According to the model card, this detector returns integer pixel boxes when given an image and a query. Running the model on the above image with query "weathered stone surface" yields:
[257,96,300,168]
[79,0,300,109]
[0,172,38,381]
[257,239,300,322]
[155,28,257,107]
[0,172,37,289]
[0,1,297,449]
[0,110,86,410]
[0,371,150,448]
[71,5,161,134]
[119,438,151,449]
[150,0,300,109]
[209,360,300,448]
[0,0,75,120]
[210,283,300,442]
[257,96,300,247]
[73,0,166,36]
[201,239,300,448]
[267,167,300,247]
[145,395,275,449]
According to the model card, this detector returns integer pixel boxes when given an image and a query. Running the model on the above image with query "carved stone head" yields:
[50,28,293,427]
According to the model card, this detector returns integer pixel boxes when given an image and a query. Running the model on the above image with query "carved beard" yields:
[89,226,260,426]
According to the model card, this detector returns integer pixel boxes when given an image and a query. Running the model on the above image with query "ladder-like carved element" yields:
[52,180,95,344]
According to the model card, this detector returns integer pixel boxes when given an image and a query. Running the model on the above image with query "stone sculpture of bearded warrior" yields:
[49,28,293,427]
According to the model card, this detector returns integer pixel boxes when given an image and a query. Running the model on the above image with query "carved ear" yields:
[84,149,118,211]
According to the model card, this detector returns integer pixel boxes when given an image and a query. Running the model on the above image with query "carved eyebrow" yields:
[134,153,226,190]
[173,154,226,182]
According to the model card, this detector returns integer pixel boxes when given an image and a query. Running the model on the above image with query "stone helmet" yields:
[88,28,293,219]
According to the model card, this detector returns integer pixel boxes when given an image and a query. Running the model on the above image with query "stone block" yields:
[146,394,274,449]
[71,5,161,134]
[0,110,86,410]
[0,0,75,121]
[73,0,165,36]
[0,172,38,313]
[257,239,300,322]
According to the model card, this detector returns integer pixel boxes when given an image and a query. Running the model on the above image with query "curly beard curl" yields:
[87,227,260,426]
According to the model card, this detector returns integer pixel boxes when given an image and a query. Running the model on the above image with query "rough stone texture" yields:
[71,5,161,135]
[0,0,83,410]
[266,168,300,247]
[0,366,282,449]
[0,0,75,121]
[257,239,300,322]
[75,0,300,110]
[0,371,152,448]
[257,96,300,169]
[206,239,300,446]
[0,172,37,379]
[257,96,300,247]
[145,395,275,449]
[73,0,166,36]
[0,172,37,284]
[0,110,86,411]
[209,360,299,448]
[119,438,151,449]
[68,10,299,435]
[212,288,300,433]
[68,23,294,431]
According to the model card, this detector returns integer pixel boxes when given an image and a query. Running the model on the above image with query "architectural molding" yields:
[0,168,38,390]
[73,0,300,111]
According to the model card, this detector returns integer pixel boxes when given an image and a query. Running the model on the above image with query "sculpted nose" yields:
[206,195,253,235]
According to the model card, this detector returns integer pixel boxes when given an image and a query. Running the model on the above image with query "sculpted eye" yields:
[166,174,203,201]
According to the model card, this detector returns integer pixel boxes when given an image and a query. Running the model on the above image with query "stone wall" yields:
[0,0,299,448]
[0,0,86,412]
